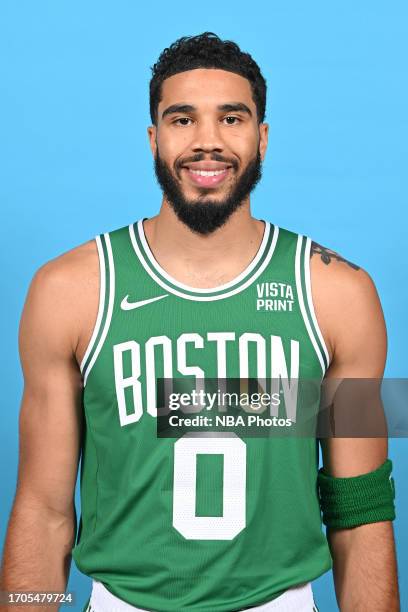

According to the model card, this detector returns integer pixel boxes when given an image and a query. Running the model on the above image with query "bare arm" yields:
[311,246,399,611]
[0,245,95,610]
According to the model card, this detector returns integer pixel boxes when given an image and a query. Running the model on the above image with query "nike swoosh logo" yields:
[121,293,169,311]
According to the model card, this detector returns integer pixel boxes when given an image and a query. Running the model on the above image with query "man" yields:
[0,32,399,611]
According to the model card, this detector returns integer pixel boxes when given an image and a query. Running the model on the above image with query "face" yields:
[148,69,268,235]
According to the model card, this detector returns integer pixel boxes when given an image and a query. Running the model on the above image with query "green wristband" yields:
[317,458,396,529]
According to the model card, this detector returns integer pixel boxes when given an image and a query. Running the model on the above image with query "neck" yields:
[141,199,265,289]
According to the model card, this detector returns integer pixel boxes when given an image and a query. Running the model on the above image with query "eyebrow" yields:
[161,104,195,119]
[161,102,253,120]
[218,103,252,116]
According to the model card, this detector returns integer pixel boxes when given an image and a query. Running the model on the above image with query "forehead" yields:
[159,68,255,111]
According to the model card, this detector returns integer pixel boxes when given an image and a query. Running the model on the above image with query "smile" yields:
[184,167,231,188]
[189,169,226,177]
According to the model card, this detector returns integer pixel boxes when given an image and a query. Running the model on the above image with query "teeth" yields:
[189,169,226,177]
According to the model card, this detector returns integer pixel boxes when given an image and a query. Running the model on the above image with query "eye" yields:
[223,116,241,125]
[172,117,193,126]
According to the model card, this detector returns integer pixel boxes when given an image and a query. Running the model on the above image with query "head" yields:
[147,32,268,235]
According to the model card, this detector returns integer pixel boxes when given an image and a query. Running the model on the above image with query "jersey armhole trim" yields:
[304,236,331,370]
[295,235,329,377]
[80,235,106,375]
[82,233,115,387]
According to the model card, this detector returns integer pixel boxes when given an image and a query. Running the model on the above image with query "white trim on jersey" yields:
[83,233,115,387]
[128,223,280,302]
[138,218,271,293]
[88,579,317,611]
[303,237,331,369]
[295,235,326,377]
[80,235,106,375]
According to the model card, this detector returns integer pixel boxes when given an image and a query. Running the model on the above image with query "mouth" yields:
[181,162,233,188]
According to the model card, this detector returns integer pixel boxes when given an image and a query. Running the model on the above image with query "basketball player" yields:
[0,33,399,611]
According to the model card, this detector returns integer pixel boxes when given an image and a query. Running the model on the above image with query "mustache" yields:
[175,153,239,172]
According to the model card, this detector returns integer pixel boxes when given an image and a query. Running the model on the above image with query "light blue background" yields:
[1,2,406,610]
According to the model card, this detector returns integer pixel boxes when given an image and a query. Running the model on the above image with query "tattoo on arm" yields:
[310,242,360,270]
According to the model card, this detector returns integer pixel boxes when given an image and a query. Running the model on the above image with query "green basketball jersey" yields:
[72,218,332,612]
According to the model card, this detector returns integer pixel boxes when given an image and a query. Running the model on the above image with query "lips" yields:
[183,167,230,187]
[181,161,233,188]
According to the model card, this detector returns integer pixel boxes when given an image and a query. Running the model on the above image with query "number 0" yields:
[173,433,246,540]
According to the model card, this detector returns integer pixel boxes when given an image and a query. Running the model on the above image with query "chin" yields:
[180,190,222,201]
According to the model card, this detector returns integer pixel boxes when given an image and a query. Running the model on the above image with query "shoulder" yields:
[308,239,386,374]
[309,238,378,304]
[22,238,99,358]
[31,238,98,302]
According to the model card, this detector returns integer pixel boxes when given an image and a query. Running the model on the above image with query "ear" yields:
[258,122,269,161]
[147,125,157,158]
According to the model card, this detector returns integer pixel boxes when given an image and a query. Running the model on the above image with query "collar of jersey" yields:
[128,218,279,301]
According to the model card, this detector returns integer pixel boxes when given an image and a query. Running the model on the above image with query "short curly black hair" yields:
[149,32,267,125]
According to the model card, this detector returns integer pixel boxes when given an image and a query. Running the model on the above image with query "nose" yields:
[190,117,224,153]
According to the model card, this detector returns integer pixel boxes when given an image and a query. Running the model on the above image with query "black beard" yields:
[153,150,263,235]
